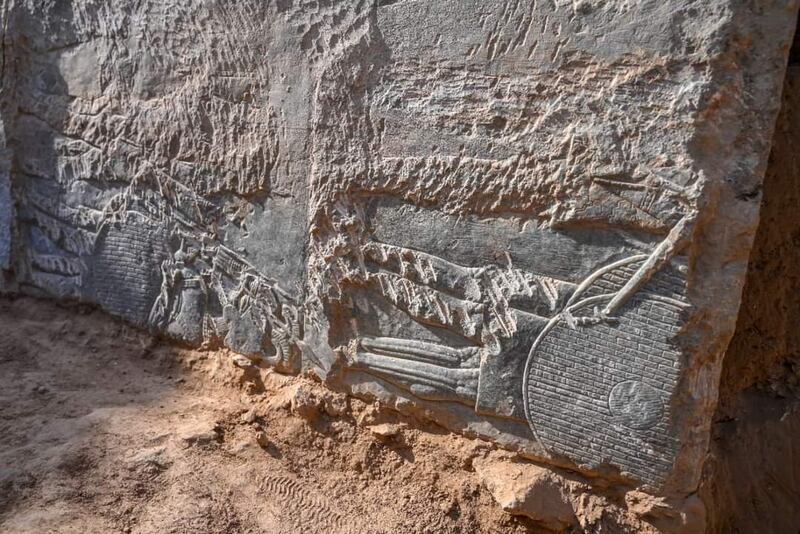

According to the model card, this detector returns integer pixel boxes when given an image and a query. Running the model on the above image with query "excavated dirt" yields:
[0,295,528,534]
[0,295,682,534]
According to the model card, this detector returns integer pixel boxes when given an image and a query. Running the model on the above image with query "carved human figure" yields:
[148,240,208,345]
[342,216,693,420]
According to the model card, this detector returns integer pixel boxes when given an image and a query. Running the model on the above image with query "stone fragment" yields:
[179,423,221,447]
[322,393,348,418]
[124,446,171,475]
[368,423,404,444]
[232,354,257,369]
[254,430,271,449]
[474,457,577,531]
[289,383,321,421]
[240,408,258,425]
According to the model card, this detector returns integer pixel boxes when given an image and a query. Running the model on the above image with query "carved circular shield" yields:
[522,259,687,486]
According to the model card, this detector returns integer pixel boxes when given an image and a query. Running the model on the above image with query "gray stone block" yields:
[0,103,10,273]
[2,0,797,502]
[0,163,9,272]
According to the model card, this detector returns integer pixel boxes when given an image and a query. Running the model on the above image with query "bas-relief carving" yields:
[0,167,9,272]
[324,203,691,485]
[10,2,308,370]
[18,167,305,370]
[5,0,796,491]
[299,0,704,486]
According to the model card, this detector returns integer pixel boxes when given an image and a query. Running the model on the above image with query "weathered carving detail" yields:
[608,381,665,431]
[349,337,481,405]
[2,0,795,495]
[523,253,689,485]
[322,212,690,483]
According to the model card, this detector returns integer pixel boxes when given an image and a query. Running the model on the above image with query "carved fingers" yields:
[349,337,480,405]
[365,270,485,341]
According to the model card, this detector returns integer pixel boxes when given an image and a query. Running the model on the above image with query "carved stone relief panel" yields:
[0,90,10,273]
[0,135,9,272]
[6,2,311,371]
[1,0,797,497]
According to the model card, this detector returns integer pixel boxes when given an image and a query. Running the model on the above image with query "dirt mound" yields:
[0,296,524,533]
[0,296,686,533]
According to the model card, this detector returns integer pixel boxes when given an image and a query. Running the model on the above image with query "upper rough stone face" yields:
[0,0,796,499]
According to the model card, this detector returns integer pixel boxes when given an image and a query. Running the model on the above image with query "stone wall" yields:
[0,0,796,516]
[0,7,12,274]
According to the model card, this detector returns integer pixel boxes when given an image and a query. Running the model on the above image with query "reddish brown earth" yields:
[1,295,683,533]
[0,295,528,533]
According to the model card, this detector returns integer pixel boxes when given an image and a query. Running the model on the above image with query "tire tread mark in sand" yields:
[262,474,362,533]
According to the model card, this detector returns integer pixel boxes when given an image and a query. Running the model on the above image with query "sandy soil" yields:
[0,295,541,534]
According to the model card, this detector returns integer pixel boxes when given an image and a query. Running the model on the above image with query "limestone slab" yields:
[2,0,797,502]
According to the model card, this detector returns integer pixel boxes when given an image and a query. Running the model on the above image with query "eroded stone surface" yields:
[0,0,796,502]
[474,456,578,530]
[0,47,10,273]
[0,140,10,271]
